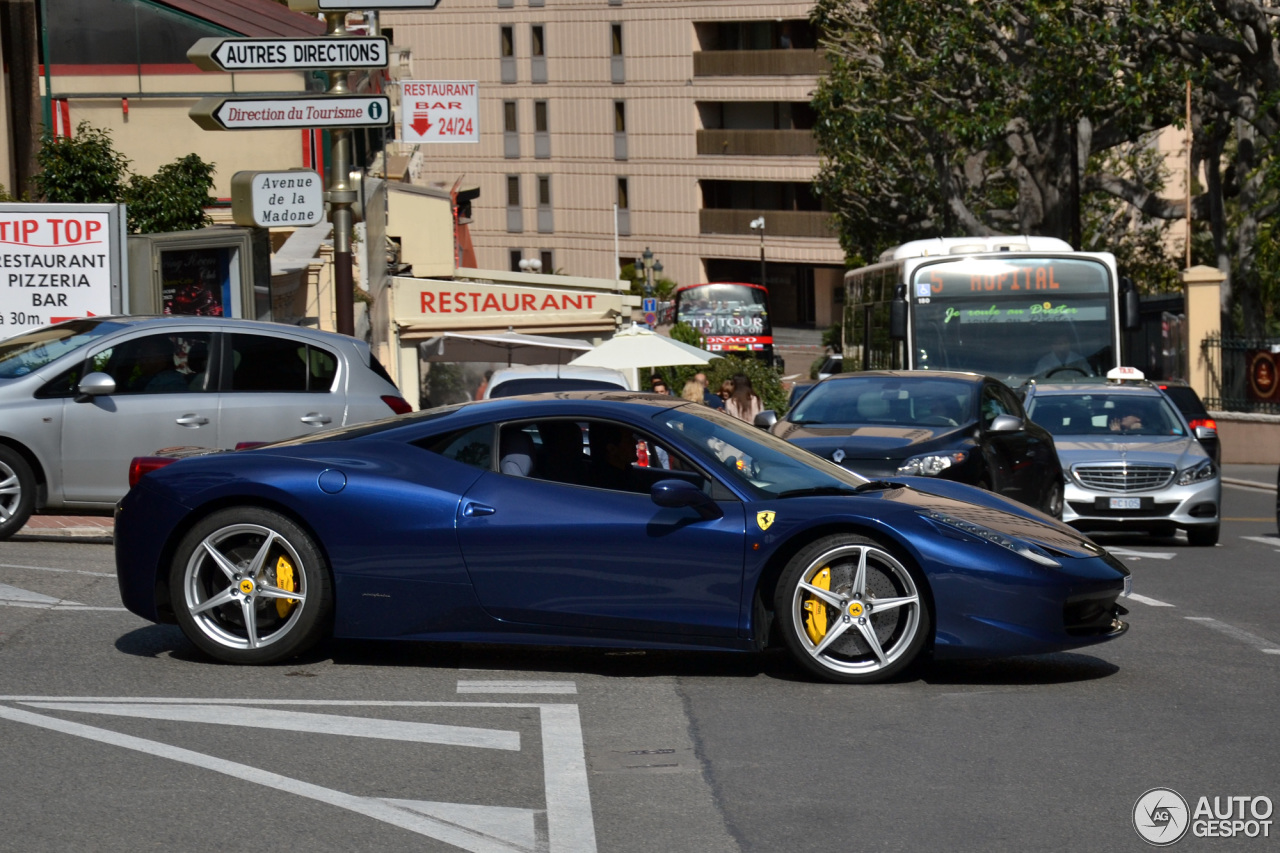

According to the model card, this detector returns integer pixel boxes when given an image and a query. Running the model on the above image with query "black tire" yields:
[1186,524,1219,547]
[170,507,333,664]
[0,445,35,541]
[1044,479,1065,519]
[775,533,931,684]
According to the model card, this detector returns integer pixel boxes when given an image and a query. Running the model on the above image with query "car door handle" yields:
[175,414,209,427]
[462,501,496,517]
[300,413,332,426]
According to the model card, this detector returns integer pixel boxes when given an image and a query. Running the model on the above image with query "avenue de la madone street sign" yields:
[188,36,389,72]
[190,95,392,131]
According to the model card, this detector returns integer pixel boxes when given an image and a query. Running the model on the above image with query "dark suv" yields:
[1157,380,1221,464]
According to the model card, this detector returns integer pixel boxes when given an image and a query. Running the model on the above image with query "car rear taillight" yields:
[129,456,179,489]
[382,395,412,414]
[1188,417,1217,432]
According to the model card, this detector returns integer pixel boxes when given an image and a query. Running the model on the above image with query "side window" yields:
[419,424,494,470]
[95,332,212,395]
[228,334,332,392]
[994,385,1024,419]
[980,385,1009,427]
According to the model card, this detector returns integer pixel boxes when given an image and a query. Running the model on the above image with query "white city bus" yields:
[842,236,1140,385]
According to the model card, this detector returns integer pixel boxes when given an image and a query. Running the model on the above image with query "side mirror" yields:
[753,410,778,430]
[75,372,116,402]
[988,413,1024,433]
[651,478,723,520]
[1194,424,1217,440]
[889,294,907,340]
[1121,276,1141,330]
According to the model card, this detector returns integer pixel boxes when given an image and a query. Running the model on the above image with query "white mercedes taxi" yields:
[1022,367,1221,545]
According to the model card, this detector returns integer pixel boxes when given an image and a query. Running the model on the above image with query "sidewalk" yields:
[16,515,115,540]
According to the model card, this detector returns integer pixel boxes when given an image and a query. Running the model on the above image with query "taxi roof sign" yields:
[1106,366,1146,382]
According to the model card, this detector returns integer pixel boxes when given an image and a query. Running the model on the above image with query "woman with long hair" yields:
[724,373,762,423]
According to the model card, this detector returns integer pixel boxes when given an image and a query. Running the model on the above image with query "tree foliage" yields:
[32,122,215,234]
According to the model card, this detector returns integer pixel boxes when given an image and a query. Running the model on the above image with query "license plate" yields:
[1122,576,1133,597]
[1110,497,1141,510]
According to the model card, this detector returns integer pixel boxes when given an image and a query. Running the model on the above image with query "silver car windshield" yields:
[654,405,870,497]
[0,319,127,379]
[1028,392,1186,437]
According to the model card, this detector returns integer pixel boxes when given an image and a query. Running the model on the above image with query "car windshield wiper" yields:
[853,480,906,493]
[776,485,862,498]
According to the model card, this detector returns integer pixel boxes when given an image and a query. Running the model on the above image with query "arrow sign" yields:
[188,37,389,72]
[190,96,392,130]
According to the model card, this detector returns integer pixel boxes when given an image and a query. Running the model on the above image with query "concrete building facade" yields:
[384,0,849,332]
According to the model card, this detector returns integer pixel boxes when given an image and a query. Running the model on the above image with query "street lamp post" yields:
[518,257,542,274]
[750,216,766,288]
[641,246,654,297]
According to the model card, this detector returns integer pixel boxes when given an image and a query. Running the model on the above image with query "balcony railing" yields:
[693,49,827,77]
[697,129,818,157]
[699,209,836,239]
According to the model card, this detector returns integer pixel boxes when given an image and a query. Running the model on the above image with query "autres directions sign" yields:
[188,37,389,72]
[190,95,392,130]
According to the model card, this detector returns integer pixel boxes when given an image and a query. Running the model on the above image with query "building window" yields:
[540,250,554,273]
[534,100,550,159]
[610,23,625,84]
[531,25,547,84]
[616,176,631,236]
[613,100,628,161]
[510,249,523,271]
[506,174,523,233]
[503,100,520,158]
[537,174,553,234]
[498,0,512,8]
[500,25,516,84]
[529,0,544,8]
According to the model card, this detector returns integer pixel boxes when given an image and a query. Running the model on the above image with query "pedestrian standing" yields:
[724,373,762,423]
[695,372,724,408]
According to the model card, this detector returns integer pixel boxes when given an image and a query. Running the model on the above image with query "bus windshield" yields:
[675,283,772,340]
[910,257,1114,385]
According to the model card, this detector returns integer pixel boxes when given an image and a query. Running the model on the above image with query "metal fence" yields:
[1201,335,1280,413]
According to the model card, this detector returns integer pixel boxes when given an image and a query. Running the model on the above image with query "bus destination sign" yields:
[913,258,1108,298]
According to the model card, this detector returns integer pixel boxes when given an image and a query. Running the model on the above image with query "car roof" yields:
[818,369,989,385]
[55,315,368,349]
[1028,380,1164,397]
[488,364,629,384]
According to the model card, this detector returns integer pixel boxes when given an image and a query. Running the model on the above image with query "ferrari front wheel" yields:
[171,507,332,664]
[776,534,930,684]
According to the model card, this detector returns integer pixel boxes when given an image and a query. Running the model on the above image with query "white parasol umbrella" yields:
[419,330,593,366]
[569,324,718,390]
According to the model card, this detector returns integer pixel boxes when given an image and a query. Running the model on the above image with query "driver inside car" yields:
[1034,330,1091,377]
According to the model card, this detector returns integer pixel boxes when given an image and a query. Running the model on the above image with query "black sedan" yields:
[764,370,1064,517]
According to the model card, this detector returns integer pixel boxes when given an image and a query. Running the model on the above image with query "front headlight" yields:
[921,509,1061,568]
[1177,458,1216,486]
[897,450,967,476]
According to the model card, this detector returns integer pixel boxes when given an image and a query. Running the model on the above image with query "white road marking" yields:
[0,698,596,853]
[24,702,519,751]
[0,583,126,612]
[1241,536,1280,547]
[459,681,577,695]
[1185,617,1278,653]
[1263,649,1280,655]
[1126,593,1175,607]
[0,562,115,578]
[1106,548,1177,560]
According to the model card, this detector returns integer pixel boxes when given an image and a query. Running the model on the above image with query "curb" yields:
[1223,477,1277,493]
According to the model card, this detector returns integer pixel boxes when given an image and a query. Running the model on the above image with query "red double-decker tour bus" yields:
[672,282,774,365]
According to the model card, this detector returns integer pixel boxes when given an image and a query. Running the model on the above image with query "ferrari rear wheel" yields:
[171,507,332,664]
[776,534,930,684]
[1044,480,1065,519]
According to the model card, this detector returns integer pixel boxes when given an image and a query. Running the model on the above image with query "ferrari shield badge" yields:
[756,510,776,531]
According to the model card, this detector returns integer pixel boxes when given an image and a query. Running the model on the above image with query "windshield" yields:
[1027,392,1186,438]
[0,318,126,379]
[654,405,868,497]
[789,376,975,427]
[675,283,771,338]
[910,257,1114,385]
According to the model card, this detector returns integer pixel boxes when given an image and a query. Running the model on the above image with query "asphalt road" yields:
[0,479,1275,852]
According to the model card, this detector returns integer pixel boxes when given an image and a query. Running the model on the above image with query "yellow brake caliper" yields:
[275,554,297,618]
[802,567,831,644]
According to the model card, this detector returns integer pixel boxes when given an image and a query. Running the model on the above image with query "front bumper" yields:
[1062,475,1220,532]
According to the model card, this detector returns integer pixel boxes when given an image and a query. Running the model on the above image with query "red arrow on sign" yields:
[410,113,432,136]
[51,311,95,324]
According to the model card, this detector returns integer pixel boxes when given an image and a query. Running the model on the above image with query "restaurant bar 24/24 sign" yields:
[0,203,126,335]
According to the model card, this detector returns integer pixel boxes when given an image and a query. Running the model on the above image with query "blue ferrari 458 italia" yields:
[115,392,1132,683]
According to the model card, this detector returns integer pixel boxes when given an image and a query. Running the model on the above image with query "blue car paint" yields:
[115,394,1128,661]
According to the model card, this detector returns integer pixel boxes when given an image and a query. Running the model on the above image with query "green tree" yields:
[621,262,677,300]
[32,122,216,234]
[32,123,129,204]
[811,0,1184,260]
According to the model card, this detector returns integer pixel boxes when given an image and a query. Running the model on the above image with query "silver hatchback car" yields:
[1023,373,1220,546]
[0,316,410,538]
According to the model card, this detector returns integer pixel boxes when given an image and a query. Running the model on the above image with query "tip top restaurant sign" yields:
[0,204,126,336]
